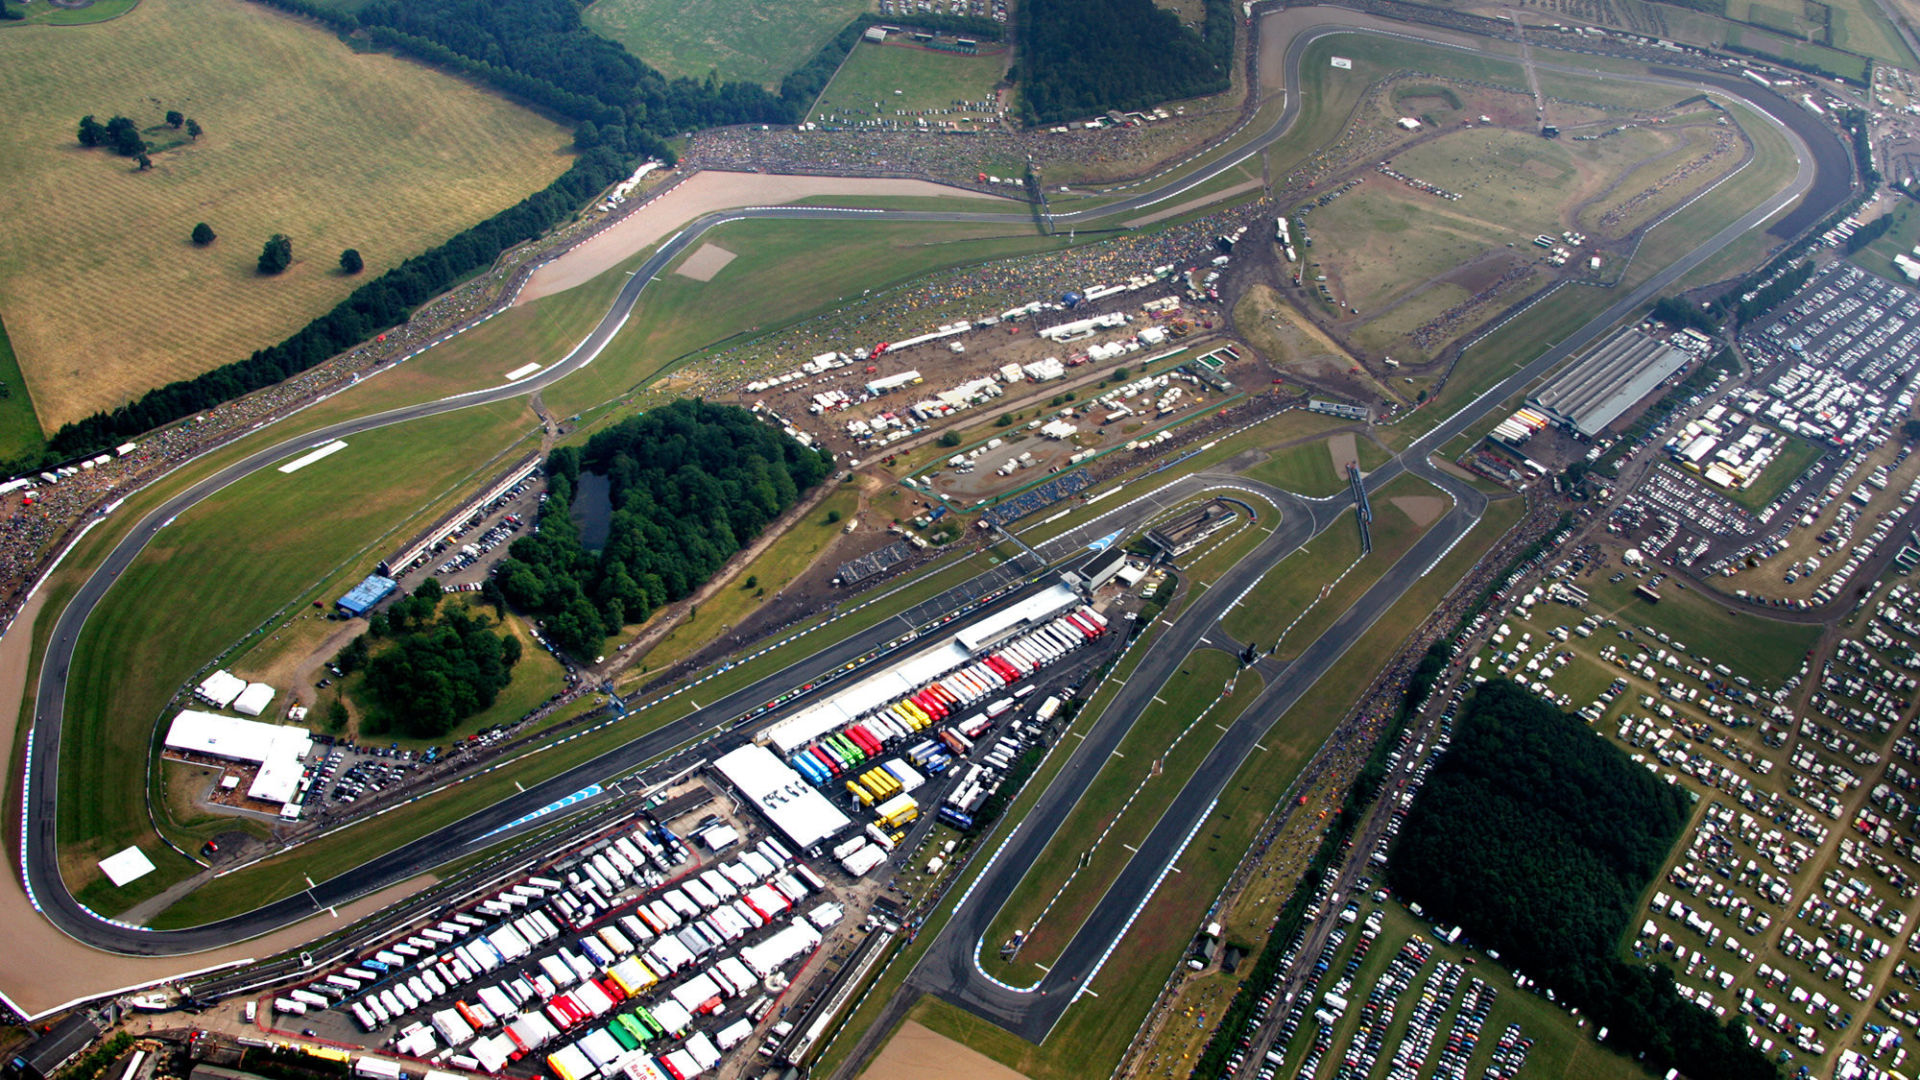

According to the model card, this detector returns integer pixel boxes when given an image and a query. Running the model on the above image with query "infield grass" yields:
[0,0,571,432]
[59,399,538,911]
[1584,574,1819,686]
[976,648,1254,981]
[583,0,870,87]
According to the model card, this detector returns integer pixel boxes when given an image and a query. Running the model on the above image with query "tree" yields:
[77,115,106,147]
[184,118,202,140]
[339,248,364,274]
[325,699,349,732]
[743,575,758,590]
[1903,419,1920,443]
[191,222,216,246]
[135,153,152,171]
[105,116,144,158]
[165,110,184,129]
[938,431,962,447]
[257,234,293,275]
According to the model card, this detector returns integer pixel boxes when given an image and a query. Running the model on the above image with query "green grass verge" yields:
[977,648,1255,981]
[1722,432,1823,513]
[582,0,869,87]
[810,41,1006,124]
[1222,472,1442,652]
[0,312,46,461]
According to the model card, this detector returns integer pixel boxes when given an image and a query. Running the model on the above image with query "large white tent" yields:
[195,669,247,708]
[165,710,312,805]
[232,682,276,717]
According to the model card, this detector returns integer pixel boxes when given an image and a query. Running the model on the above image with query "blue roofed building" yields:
[336,573,398,617]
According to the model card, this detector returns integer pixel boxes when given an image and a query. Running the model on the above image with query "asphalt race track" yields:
[17,6,1844,973]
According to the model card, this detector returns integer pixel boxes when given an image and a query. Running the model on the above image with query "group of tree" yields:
[0,0,22,21]
[77,112,201,161]
[1014,0,1232,124]
[1649,296,1719,335]
[50,145,634,457]
[355,579,522,737]
[491,401,830,658]
[1843,210,1895,255]
[1389,680,1777,1080]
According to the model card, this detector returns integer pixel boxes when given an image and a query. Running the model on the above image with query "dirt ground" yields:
[0,587,437,1018]
[857,1020,1035,1080]
[1328,431,1358,472]
[675,242,736,281]
[517,171,1012,303]
[1392,494,1449,527]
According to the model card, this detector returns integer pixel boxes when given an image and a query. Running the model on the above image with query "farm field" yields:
[59,399,539,915]
[809,41,1007,126]
[583,0,871,87]
[0,0,570,437]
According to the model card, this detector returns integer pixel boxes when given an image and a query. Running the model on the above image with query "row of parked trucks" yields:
[275,822,835,1080]
[784,606,1109,813]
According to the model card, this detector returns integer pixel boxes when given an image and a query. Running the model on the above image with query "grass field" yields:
[0,0,141,25]
[583,0,870,87]
[59,399,538,913]
[0,0,570,435]
[1585,573,1819,684]
[0,314,44,463]
[1723,431,1824,512]
[809,41,1007,125]
[1245,438,1348,496]
[1222,472,1442,651]
[539,217,1059,417]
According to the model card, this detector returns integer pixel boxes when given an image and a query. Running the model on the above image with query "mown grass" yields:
[0,0,571,431]
[539,217,1063,418]
[0,0,141,25]
[811,42,1007,123]
[1584,573,1820,684]
[59,399,538,910]
[0,313,45,461]
[1244,438,1345,496]
[1223,472,1442,651]
[582,0,869,87]
[1724,432,1824,513]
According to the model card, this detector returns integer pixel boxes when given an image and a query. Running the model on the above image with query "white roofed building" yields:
[165,710,313,805]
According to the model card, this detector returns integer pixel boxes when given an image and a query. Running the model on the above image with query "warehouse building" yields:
[1532,327,1690,437]
[337,573,398,617]
[164,710,314,805]
[6,1013,100,1080]
[1309,399,1371,422]
[380,452,541,575]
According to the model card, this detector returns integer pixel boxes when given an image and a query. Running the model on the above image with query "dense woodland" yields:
[1016,0,1233,123]
[492,401,830,658]
[1390,680,1776,1080]
[352,581,522,737]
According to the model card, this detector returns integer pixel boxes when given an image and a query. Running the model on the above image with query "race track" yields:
[15,6,1844,974]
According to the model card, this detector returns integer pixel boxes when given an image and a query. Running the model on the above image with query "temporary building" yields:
[195,670,247,708]
[164,710,312,804]
[232,682,277,717]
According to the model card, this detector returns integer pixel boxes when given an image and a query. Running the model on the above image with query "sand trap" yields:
[858,1020,1034,1080]
[674,242,736,282]
[517,171,1011,304]
[1327,432,1358,474]
[1393,495,1449,527]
